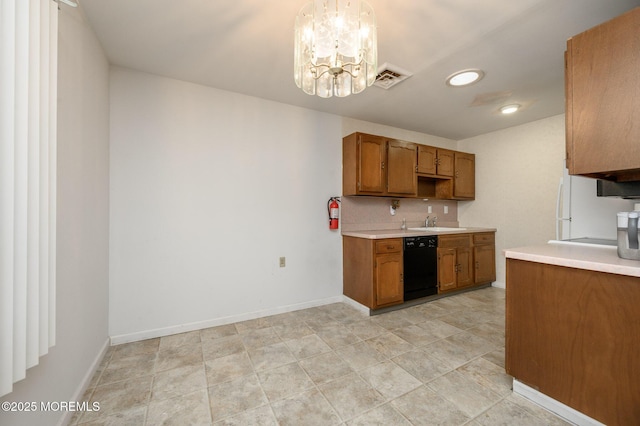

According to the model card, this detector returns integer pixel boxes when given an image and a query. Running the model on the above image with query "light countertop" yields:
[341,227,496,239]
[504,241,640,278]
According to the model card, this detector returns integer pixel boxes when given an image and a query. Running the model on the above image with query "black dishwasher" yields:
[403,236,438,300]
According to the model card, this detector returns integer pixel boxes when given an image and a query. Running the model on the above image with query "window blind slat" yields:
[0,0,18,397]
[26,0,42,370]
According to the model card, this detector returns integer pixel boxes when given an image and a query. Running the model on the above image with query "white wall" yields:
[457,115,566,286]
[342,118,457,150]
[109,68,344,341]
[0,6,110,426]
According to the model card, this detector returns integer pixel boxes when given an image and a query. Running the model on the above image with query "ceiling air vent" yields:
[373,63,413,89]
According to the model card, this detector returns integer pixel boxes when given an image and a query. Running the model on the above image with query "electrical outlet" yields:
[444,206,449,214]
[279,257,286,267]
[428,205,432,213]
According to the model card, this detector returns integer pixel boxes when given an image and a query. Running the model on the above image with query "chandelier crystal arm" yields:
[310,58,365,80]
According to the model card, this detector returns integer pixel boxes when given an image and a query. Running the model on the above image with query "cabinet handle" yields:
[455,171,459,177]
[381,161,385,170]
[415,165,418,172]
[387,246,395,250]
[400,273,403,283]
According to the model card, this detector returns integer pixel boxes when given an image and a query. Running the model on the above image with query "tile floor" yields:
[71,287,569,425]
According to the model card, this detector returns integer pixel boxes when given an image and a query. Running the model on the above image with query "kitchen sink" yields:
[407,227,467,232]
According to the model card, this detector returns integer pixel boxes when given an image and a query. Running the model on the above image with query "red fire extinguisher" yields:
[328,197,340,230]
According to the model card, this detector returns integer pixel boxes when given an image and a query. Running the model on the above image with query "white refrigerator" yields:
[556,167,635,241]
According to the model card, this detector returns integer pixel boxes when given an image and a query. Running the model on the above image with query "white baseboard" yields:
[513,380,605,426]
[57,338,110,426]
[491,281,506,289]
[110,295,345,345]
[341,295,370,314]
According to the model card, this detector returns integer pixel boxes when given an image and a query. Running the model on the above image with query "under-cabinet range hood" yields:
[597,179,640,199]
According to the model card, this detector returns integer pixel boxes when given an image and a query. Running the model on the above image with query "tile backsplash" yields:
[340,196,458,231]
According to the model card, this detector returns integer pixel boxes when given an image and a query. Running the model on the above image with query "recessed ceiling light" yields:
[446,69,484,87]
[500,104,520,114]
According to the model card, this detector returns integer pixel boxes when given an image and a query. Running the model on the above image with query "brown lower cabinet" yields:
[343,237,403,309]
[473,233,496,284]
[344,232,496,309]
[506,258,640,425]
[437,234,473,292]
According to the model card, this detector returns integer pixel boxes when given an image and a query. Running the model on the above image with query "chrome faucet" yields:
[425,216,430,227]
[426,215,438,227]
[432,216,437,227]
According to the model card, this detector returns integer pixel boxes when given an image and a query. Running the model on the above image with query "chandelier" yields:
[294,0,377,98]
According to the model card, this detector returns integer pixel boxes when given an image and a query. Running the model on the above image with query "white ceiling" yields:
[78,0,639,140]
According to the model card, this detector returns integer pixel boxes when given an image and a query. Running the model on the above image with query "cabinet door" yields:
[374,253,403,307]
[417,147,455,177]
[387,140,417,195]
[417,145,437,174]
[358,134,386,193]
[474,244,496,284]
[456,247,474,287]
[437,149,455,177]
[437,248,457,292]
[566,8,640,179]
[454,152,475,199]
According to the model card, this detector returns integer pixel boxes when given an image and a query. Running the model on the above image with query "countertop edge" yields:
[341,227,497,239]
[504,243,640,278]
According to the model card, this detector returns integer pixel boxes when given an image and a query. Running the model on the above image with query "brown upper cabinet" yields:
[565,7,640,181]
[387,140,418,195]
[453,152,475,199]
[419,151,475,200]
[345,133,386,194]
[343,133,417,197]
[417,146,454,177]
[343,132,474,200]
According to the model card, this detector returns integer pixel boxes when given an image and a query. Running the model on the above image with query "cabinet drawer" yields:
[438,235,471,248]
[473,233,495,245]
[375,239,402,254]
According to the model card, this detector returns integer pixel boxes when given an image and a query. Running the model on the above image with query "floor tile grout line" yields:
[199,329,216,426]
[294,356,345,425]
[271,316,358,424]
[204,316,344,424]
[459,391,512,425]
[323,311,447,423]
[464,395,522,425]
[423,369,504,421]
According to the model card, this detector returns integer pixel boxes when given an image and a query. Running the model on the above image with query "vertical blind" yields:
[0,0,57,397]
